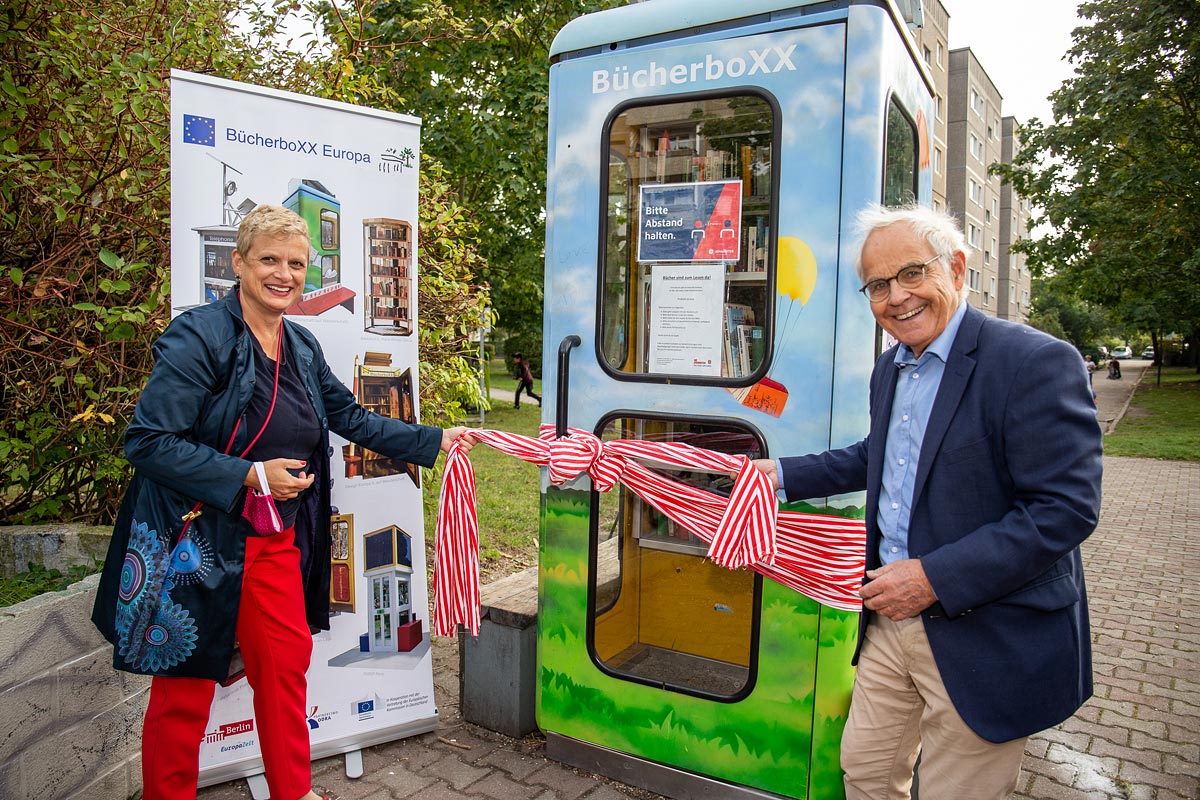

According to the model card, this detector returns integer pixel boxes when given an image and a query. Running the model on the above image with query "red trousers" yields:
[142,527,314,800]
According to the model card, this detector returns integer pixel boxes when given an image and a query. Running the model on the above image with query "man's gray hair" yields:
[852,204,969,301]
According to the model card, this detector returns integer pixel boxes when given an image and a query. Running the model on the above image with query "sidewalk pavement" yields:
[200,360,1199,800]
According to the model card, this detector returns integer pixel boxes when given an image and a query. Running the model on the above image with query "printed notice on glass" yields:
[638,180,742,263]
[648,263,724,376]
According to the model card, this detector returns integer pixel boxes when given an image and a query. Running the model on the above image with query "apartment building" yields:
[910,2,1034,323]
[912,0,949,214]
[999,116,1033,321]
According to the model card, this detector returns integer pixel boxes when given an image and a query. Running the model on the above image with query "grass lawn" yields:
[423,360,545,582]
[1105,366,1200,461]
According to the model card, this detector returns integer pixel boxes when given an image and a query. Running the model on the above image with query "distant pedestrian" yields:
[1108,357,1122,380]
[512,352,541,409]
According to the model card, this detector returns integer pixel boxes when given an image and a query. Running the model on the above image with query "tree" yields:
[995,0,1200,366]
[0,0,488,524]
[359,0,623,367]
[1026,277,1111,349]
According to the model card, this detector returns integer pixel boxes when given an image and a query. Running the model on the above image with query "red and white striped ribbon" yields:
[434,426,866,636]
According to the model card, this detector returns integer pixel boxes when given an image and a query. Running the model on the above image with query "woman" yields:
[92,205,467,800]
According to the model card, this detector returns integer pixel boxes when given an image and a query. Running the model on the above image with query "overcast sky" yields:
[940,0,1085,126]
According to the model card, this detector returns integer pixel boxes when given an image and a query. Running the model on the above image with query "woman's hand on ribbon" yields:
[441,426,475,453]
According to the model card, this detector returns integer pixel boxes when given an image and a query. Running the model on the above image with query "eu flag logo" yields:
[183,114,216,147]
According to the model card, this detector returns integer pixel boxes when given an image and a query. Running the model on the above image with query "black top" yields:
[243,334,321,528]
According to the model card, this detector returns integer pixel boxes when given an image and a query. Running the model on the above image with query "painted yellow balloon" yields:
[776,236,818,305]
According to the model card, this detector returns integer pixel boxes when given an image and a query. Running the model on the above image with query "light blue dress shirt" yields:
[877,301,968,564]
[776,301,968,566]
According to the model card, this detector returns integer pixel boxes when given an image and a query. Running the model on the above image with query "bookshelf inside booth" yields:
[601,93,776,381]
[363,218,413,335]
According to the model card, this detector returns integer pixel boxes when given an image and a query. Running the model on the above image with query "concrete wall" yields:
[0,524,112,579]
[0,573,148,800]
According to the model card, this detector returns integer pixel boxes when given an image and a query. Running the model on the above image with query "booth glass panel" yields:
[600,94,776,382]
[883,97,918,206]
[591,416,762,698]
[320,209,340,249]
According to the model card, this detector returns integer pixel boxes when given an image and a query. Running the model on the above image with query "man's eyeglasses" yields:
[858,254,943,302]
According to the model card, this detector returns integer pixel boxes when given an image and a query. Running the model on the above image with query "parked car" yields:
[1111,346,1133,359]
[1141,347,1155,360]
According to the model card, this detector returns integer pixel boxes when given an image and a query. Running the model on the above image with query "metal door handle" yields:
[555,335,581,438]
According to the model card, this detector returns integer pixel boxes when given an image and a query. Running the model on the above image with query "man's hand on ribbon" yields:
[749,458,780,491]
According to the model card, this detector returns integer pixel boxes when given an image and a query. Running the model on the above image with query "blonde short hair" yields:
[236,204,310,255]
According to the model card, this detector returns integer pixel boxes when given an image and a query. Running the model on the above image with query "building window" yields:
[994,198,1000,219]
[970,89,982,116]
[935,94,943,120]
[968,223,981,249]
[937,42,943,66]
[934,147,943,174]
[969,179,982,205]
[991,238,998,259]
[924,46,932,66]
[968,268,981,291]
[970,133,983,161]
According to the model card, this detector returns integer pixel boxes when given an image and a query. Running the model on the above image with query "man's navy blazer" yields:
[780,305,1103,743]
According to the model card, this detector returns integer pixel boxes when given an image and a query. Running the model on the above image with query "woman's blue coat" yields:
[92,292,442,679]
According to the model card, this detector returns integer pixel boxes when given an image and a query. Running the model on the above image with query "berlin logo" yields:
[203,718,254,743]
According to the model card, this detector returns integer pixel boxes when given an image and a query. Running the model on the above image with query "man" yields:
[754,205,1102,799]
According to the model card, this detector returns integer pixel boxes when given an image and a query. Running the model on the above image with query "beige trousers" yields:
[841,615,1027,800]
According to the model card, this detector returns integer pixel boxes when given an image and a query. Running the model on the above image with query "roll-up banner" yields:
[169,69,436,789]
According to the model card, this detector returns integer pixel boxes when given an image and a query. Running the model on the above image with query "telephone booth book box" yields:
[536,1,933,798]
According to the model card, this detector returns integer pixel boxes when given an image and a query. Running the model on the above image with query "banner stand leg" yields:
[345,749,364,778]
[245,773,269,800]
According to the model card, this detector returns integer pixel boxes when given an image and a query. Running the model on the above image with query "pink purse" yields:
[242,461,284,536]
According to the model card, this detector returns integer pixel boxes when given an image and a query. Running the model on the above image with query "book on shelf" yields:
[737,324,765,375]
[722,303,755,378]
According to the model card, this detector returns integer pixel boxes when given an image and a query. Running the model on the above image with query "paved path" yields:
[199,360,1200,800]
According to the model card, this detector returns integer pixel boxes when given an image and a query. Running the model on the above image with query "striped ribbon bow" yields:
[434,426,865,636]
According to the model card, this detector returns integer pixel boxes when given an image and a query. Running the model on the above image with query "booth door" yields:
[369,573,396,652]
[591,416,763,699]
